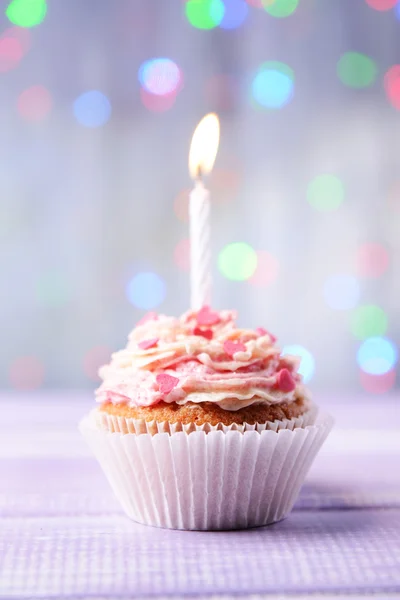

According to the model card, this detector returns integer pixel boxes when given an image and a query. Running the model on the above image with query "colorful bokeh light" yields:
[357,337,397,375]
[252,61,294,109]
[6,0,47,28]
[83,346,111,382]
[356,243,389,278]
[220,0,248,29]
[138,58,182,96]
[337,52,377,89]
[0,31,23,72]
[307,174,344,211]
[359,369,396,394]
[364,0,397,10]
[323,274,360,310]
[17,85,52,122]
[263,0,299,18]
[249,250,279,286]
[140,88,177,112]
[281,345,315,383]
[126,272,166,309]
[384,65,400,111]
[174,238,190,271]
[218,242,258,281]
[185,0,225,30]
[351,305,388,340]
[173,189,190,222]
[73,90,111,128]
[9,356,44,390]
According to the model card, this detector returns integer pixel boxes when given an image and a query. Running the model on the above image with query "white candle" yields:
[189,179,211,310]
[188,113,220,310]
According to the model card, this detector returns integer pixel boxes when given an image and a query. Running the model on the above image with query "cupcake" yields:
[80,305,333,530]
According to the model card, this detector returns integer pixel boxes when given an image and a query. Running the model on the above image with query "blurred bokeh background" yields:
[1,0,399,396]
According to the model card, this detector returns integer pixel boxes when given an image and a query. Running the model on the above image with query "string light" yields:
[174,239,190,271]
[337,52,377,89]
[6,0,47,28]
[364,0,397,10]
[357,337,397,375]
[17,85,52,122]
[0,30,24,72]
[73,90,111,127]
[351,305,388,340]
[218,242,258,281]
[307,175,344,211]
[252,61,294,109]
[263,0,299,18]
[323,274,360,310]
[9,356,44,390]
[185,0,225,29]
[384,65,400,111]
[356,243,389,278]
[126,272,166,309]
[359,369,396,394]
[249,251,279,287]
[138,58,182,96]
[281,345,315,383]
[219,0,248,29]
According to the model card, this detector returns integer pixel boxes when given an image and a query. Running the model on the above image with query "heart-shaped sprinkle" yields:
[256,327,277,343]
[277,368,296,392]
[224,340,247,357]
[156,374,179,394]
[193,327,213,340]
[197,306,221,327]
[138,338,159,350]
[137,312,158,326]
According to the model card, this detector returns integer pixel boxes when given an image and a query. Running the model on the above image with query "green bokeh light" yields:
[263,0,299,18]
[6,0,47,28]
[185,0,225,30]
[351,305,388,340]
[35,272,69,307]
[337,52,377,89]
[307,174,344,211]
[218,242,258,281]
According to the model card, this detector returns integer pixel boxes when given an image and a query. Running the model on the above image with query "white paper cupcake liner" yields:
[80,407,333,530]
[93,402,318,435]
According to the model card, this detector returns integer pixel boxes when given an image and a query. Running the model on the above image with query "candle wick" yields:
[196,164,203,183]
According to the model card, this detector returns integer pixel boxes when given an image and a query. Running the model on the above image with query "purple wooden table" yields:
[1,393,400,599]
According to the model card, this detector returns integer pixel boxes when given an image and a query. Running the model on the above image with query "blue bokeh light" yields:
[281,344,315,383]
[323,274,360,310]
[138,58,181,96]
[126,272,166,310]
[357,337,398,375]
[220,0,248,29]
[252,65,294,109]
[73,91,111,128]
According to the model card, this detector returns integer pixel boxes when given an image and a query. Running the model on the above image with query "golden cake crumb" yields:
[99,394,309,426]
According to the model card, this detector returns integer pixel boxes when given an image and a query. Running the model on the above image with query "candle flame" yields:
[189,113,220,180]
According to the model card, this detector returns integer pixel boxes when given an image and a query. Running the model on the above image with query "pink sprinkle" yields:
[277,368,296,392]
[224,340,247,357]
[137,312,158,326]
[256,327,277,343]
[197,306,221,327]
[193,327,213,340]
[156,373,179,394]
[138,338,159,350]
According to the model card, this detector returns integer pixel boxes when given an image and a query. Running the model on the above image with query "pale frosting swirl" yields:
[96,307,309,411]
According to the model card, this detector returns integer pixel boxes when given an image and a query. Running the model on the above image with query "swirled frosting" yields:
[96,307,308,411]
